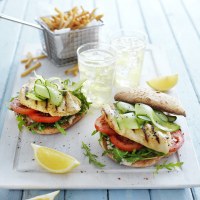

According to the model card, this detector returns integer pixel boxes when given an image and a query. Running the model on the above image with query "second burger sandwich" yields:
[10,74,90,135]
[95,87,186,167]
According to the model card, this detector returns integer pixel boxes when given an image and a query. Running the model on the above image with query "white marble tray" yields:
[0,45,199,189]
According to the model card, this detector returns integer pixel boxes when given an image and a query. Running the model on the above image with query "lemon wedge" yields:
[147,74,178,92]
[31,143,80,173]
[26,190,60,200]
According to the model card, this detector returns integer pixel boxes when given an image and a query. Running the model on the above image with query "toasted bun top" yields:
[114,87,186,116]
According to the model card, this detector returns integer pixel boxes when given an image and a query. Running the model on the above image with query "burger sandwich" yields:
[10,74,90,134]
[94,87,185,167]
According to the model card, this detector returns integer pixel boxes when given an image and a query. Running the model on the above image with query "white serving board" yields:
[0,45,199,189]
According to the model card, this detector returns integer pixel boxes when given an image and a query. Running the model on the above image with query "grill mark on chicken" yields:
[25,86,29,100]
[35,100,38,105]
[152,125,160,144]
[142,125,149,142]
[19,79,81,116]
[45,99,48,109]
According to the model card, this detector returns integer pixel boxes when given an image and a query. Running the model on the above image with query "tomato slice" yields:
[95,115,117,136]
[10,99,36,115]
[28,112,61,123]
[110,135,143,152]
[169,130,184,153]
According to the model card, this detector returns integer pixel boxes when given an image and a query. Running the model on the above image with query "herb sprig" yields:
[100,133,164,164]
[91,130,98,136]
[16,115,26,131]
[81,142,105,168]
[54,122,66,135]
[63,79,91,114]
[155,161,184,174]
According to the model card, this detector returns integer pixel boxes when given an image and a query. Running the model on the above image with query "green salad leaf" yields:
[155,161,184,174]
[100,133,164,164]
[72,89,91,114]
[15,113,68,135]
[27,122,45,134]
[16,115,26,131]
[81,142,105,168]
[63,79,91,114]
[54,122,66,135]
[91,130,98,136]
[10,96,17,102]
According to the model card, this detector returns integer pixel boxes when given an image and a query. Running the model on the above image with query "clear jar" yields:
[77,42,116,108]
[111,30,147,90]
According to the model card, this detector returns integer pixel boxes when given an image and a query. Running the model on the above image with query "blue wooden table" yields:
[1,0,200,199]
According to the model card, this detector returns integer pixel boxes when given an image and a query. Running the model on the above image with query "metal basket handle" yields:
[0,13,43,30]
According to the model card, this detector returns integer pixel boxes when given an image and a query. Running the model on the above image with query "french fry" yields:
[55,8,65,29]
[55,7,62,14]
[41,17,54,30]
[72,70,78,76]
[25,58,33,69]
[21,62,41,77]
[64,64,79,76]
[63,16,72,28]
[24,52,33,69]
[95,14,104,21]
[90,8,97,18]
[21,54,47,63]
[40,6,103,31]
[81,6,85,12]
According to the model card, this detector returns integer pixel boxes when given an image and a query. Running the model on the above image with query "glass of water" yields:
[111,30,147,90]
[77,42,116,108]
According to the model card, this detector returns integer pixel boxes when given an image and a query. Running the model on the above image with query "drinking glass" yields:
[77,42,116,108]
[111,30,147,90]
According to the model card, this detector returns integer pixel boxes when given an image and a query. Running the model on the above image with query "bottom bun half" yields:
[100,137,174,168]
[31,114,85,135]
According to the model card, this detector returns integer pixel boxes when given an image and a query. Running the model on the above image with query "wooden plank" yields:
[0,0,31,199]
[65,190,107,200]
[138,0,200,199]
[109,190,150,200]
[0,190,23,200]
[0,0,29,105]
[95,0,120,29]
[159,0,200,169]
[0,0,59,200]
[161,0,200,101]
[0,190,10,200]
[71,0,94,9]
[22,190,64,200]
[191,188,200,200]
[150,189,193,200]
[0,0,6,12]
[175,1,200,199]
[117,0,145,30]
[181,0,200,37]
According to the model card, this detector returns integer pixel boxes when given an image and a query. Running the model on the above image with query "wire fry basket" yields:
[37,19,103,66]
[0,13,103,66]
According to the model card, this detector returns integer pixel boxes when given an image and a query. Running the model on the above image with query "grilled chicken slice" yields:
[47,91,81,116]
[19,79,81,116]
[102,104,172,154]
